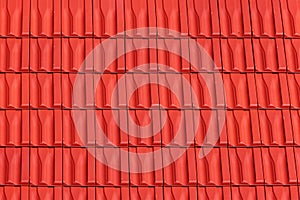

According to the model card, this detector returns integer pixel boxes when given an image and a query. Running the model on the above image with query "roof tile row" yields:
[1,109,299,147]
[0,72,299,109]
[1,0,300,37]
[3,186,298,200]
[2,38,300,72]
[1,147,300,187]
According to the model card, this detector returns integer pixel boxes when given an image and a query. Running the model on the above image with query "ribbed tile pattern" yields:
[0,0,300,199]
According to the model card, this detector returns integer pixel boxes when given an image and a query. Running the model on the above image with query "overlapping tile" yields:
[29,187,62,200]
[30,148,62,185]
[0,0,30,37]
[186,0,220,37]
[93,0,125,37]
[258,110,294,146]
[0,186,29,199]
[255,73,290,108]
[62,0,93,37]
[226,110,261,146]
[30,0,61,37]
[281,0,300,38]
[198,187,231,199]
[253,39,286,72]
[0,73,29,109]
[0,110,29,146]
[221,39,254,72]
[0,38,29,72]
[0,147,29,185]
[249,0,282,37]
[218,0,252,37]
[196,147,230,186]
[229,148,264,185]
[261,147,292,185]
[285,39,300,72]
[30,38,61,72]
[1,0,300,199]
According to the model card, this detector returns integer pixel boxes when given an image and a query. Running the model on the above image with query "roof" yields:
[1,0,300,199]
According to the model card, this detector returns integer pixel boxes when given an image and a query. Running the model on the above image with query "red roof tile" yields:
[1,0,300,199]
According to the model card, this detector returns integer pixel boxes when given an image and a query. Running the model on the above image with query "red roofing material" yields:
[1,0,300,199]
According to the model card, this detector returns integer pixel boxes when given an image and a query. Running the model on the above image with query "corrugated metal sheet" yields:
[1,0,300,199]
